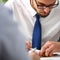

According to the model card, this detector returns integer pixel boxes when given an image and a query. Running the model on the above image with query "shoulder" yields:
[0,0,13,19]
[0,4,17,34]
[0,3,13,25]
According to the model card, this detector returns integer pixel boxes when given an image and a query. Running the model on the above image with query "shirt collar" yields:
[21,0,36,16]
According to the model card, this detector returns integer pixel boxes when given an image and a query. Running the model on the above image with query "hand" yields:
[39,41,60,57]
[26,41,32,51]
[29,50,40,60]
[30,0,37,11]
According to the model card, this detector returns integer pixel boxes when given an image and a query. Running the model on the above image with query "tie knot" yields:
[35,13,40,20]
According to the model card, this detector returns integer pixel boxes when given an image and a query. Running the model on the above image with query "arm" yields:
[0,6,31,60]
[0,6,40,60]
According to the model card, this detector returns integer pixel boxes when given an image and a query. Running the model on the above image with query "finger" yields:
[30,0,37,10]
[49,49,56,57]
[30,0,33,5]
[49,51,54,57]
[26,41,32,50]
[26,41,31,47]
[45,44,55,57]
[39,50,45,57]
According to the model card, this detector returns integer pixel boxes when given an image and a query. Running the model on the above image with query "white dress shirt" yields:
[5,0,60,46]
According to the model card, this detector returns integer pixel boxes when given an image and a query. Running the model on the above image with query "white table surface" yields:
[40,57,60,60]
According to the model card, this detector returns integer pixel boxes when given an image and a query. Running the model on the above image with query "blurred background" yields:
[0,0,7,3]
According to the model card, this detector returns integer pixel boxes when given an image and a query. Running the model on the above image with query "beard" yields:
[37,9,51,18]
[39,12,50,18]
[38,11,50,18]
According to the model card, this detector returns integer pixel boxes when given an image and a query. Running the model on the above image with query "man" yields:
[29,0,60,57]
[0,3,40,60]
[4,0,60,57]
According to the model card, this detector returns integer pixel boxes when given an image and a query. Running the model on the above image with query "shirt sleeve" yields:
[0,5,31,60]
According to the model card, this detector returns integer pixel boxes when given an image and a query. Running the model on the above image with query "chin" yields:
[39,13,50,17]
[38,11,50,18]
[40,14,49,17]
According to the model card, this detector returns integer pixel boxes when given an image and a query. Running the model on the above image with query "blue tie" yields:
[32,14,42,50]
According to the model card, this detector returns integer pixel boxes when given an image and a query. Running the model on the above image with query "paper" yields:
[40,57,60,60]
